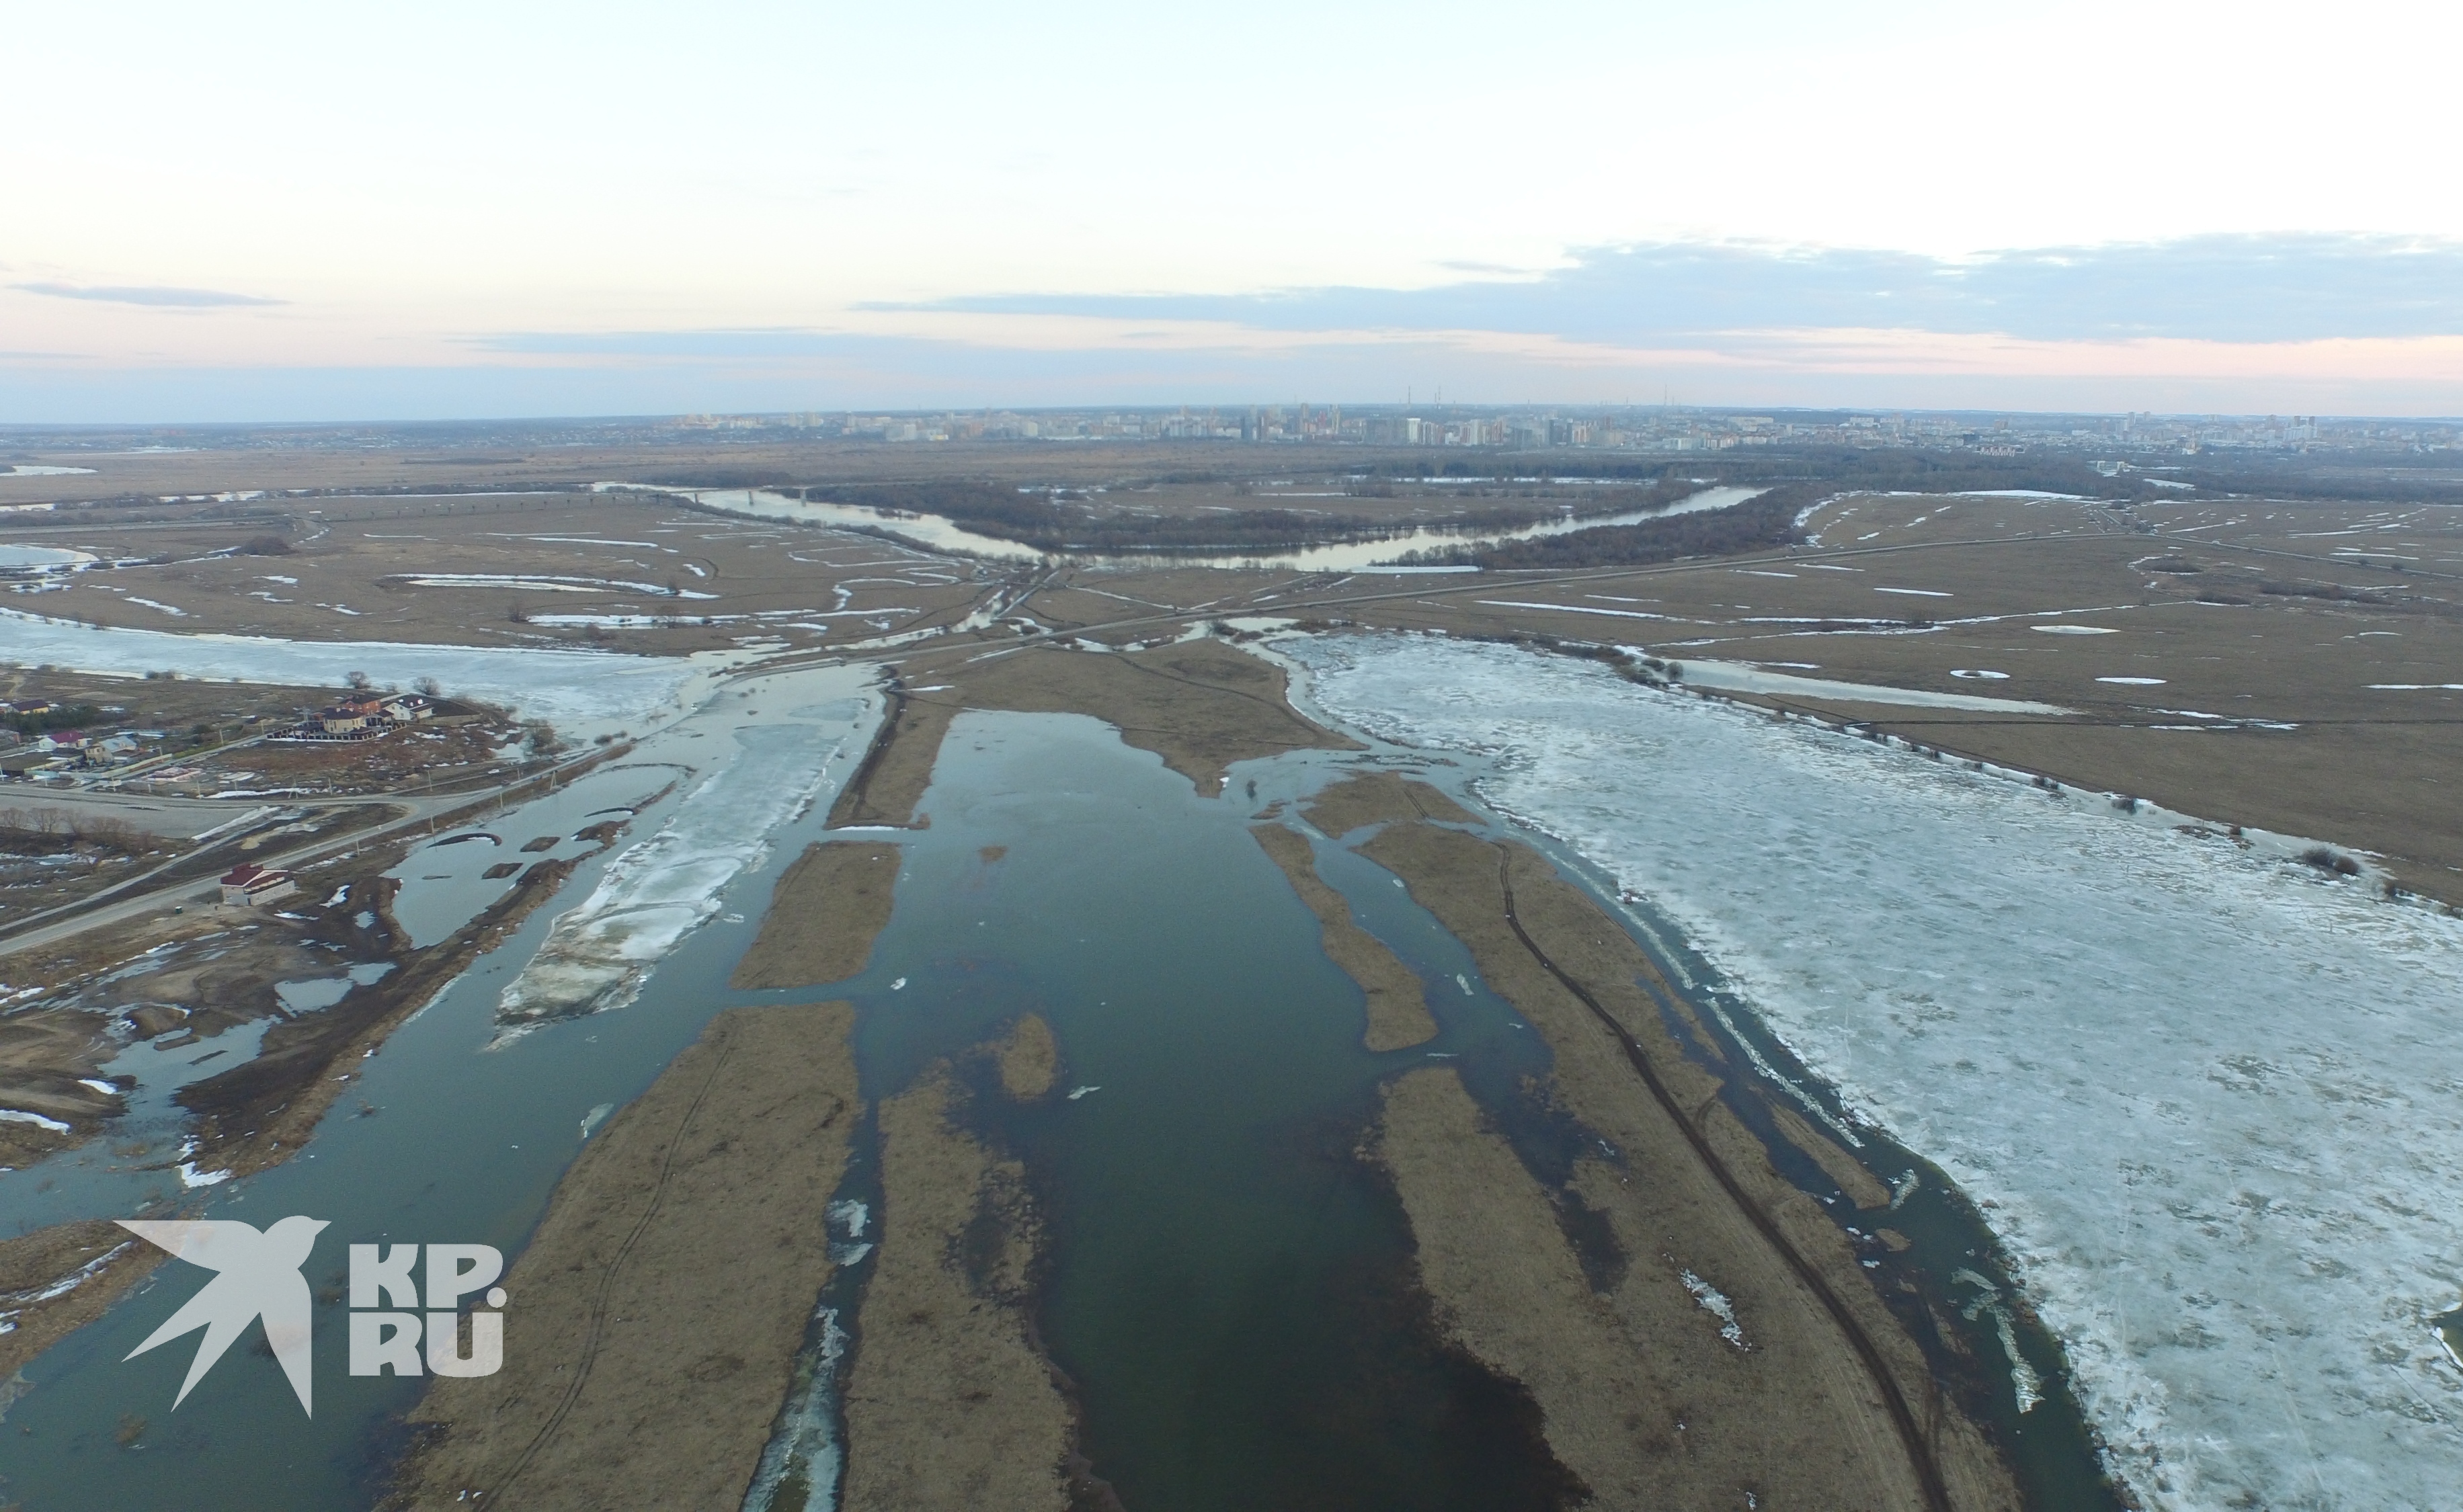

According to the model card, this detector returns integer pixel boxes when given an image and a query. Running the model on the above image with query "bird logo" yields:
[118,1216,329,1416]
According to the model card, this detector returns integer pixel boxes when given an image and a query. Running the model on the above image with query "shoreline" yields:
[1354,799,2021,1509]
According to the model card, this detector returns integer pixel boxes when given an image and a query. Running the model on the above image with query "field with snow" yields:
[1293,632,2463,1512]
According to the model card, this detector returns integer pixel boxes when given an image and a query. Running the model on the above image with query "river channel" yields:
[0,642,2119,1511]
[654,485,1767,571]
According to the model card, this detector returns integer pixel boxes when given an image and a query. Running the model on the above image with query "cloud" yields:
[901,235,2463,347]
[471,329,854,358]
[12,282,283,308]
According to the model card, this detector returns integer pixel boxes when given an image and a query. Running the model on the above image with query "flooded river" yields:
[657,485,1767,571]
[1,638,2130,1511]
[1291,632,2463,1512]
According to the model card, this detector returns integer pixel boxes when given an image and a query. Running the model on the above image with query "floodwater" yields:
[0,546,93,569]
[1291,631,2463,1512]
[0,661,880,1510]
[1669,659,2074,714]
[0,607,737,738]
[0,648,2119,1511]
[658,485,1768,571]
[382,763,686,948]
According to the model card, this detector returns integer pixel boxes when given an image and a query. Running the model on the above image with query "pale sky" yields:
[7,1,2462,421]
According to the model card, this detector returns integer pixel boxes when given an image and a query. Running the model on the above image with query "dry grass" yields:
[1249,822,1436,1050]
[1361,819,2022,1511]
[730,841,900,990]
[842,1067,1074,1512]
[392,1001,861,1512]
[997,1013,1060,1099]
[835,638,1357,825]
[1300,771,1475,837]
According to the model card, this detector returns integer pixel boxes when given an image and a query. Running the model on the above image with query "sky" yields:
[7,0,2462,423]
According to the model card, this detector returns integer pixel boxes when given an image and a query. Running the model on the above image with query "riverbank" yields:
[1355,798,2021,1509]
[731,841,899,990]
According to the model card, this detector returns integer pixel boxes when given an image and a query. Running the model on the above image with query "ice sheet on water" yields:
[496,726,847,1031]
[493,667,875,1033]
[0,607,728,733]
[1291,633,2463,1512]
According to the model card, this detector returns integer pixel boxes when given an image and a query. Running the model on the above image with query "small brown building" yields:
[219,862,298,907]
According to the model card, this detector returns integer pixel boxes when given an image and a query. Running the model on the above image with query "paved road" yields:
[0,786,380,839]
[0,768,595,958]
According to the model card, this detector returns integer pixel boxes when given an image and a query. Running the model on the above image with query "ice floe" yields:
[1679,1269,1750,1349]
[1670,660,2071,714]
[1292,633,2463,1512]
[0,607,737,736]
[493,665,877,1032]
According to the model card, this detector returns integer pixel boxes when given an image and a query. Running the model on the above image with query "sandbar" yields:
[1249,822,1437,1050]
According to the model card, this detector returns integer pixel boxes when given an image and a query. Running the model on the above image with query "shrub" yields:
[2298,846,2361,877]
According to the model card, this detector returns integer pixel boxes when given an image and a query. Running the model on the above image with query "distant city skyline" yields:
[9,1,2462,421]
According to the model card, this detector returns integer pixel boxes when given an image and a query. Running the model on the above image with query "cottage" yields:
[316,697,389,735]
[218,862,298,907]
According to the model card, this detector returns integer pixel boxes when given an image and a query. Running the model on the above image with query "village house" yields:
[292,691,437,741]
[218,862,298,907]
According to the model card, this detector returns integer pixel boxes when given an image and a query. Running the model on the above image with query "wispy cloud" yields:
[471,329,852,358]
[896,235,2463,347]
[12,282,283,308]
